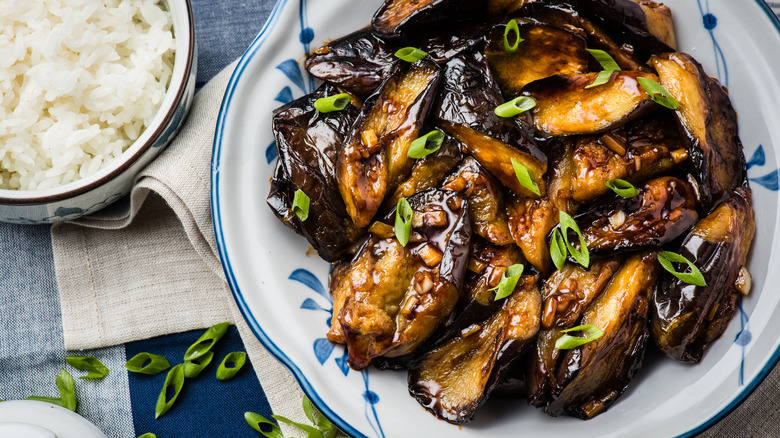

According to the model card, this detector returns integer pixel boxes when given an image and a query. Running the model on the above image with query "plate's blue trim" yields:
[211,1,780,438]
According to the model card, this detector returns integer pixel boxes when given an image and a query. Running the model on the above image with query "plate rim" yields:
[211,2,780,437]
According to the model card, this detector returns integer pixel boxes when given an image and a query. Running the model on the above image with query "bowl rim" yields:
[0,0,196,205]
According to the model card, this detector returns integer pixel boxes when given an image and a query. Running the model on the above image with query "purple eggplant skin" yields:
[305,28,400,98]
[546,250,660,419]
[372,0,485,36]
[560,176,698,258]
[651,187,755,363]
[267,83,364,262]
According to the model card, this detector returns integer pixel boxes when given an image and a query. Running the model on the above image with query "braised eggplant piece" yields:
[372,0,484,35]
[527,258,622,406]
[561,0,677,59]
[267,84,364,262]
[416,24,488,64]
[488,0,534,17]
[384,134,464,210]
[305,28,399,98]
[337,59,441,228]
[441,157,514,246]
[545,251,659,418]
[485,20,589,96]
[570,114,689,202]
[435,50,547,197]
[524,71,659,137]
[568,176,698,257]
[651,187,755,363]
[650,52,746,211]
[408,274,541,424]
[335,189,471,369]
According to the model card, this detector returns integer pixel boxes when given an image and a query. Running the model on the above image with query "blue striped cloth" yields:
[0,2,778,438]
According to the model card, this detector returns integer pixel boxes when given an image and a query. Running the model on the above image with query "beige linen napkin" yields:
[51,60,306,436]
[50,59,779,437]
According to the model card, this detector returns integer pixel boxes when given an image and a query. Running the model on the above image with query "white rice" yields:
[0,0,175,190]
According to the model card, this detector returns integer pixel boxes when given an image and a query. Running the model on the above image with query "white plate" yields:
[0,400,108,438]
[212,1,780,437]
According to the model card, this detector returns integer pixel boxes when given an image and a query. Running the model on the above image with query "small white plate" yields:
[0,400,108,438]
[212,1,780,437]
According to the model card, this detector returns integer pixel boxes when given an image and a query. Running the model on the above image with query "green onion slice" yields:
[637,77,681,110]
[273,414,326,438]
[585,69,616,89]
[504,19,523,54]
[407,130,445,159]
[489,263,524,300]
[511,158,541,196]
[605,178,640,198]
[292,189,310,221]
[137,434,157,438]
[245,412,285,438]
[125,352,171,375]
[26,395,65,406]
[216,351,247,381]
[495,96,537,118]
[394,47,427,62]
[394,197,413,247]
[559,211,590,268]
[155,364,185,419]
[550,228,567,271]
[313,93,351,113]
[183,322,230,361]
[65,355,109,380]
[555,324,604,349]
[587,49,621,72]
[183,350,215,378]
[657,251,707,286]
[56,368,77,412]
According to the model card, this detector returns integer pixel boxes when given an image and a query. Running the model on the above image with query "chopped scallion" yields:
[489,264,524,300]
[125,352,171,375]
[183,322,230,361]
[495,96,537,118]
[155,364,185,418]
[65,355,109,380]
[559,211,589,268]
[555,324,604,349]
[183,350,215,378]
[216,351,247,381]
[56,368,77,412]
[550,228,567,271]
[394,47,427,62]
[511,158,541,196]
[637,77,681,110]
[605,178,640,198]
[407,130,445,159]
[657,251,707,286]
[292,189,310,221]
[313,93,351,113]
[585,49,621,89]
[245,411,285,438]
[394,198,413,247]
[504,19,523,54]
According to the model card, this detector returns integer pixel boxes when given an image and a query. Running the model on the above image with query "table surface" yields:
[1,1,779,437]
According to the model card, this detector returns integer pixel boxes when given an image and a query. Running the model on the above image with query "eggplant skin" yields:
[305,28,399,98]
[267,83,363,262]
[337,58,441,228]
[546,251,660,419]
[651,187,755,363]
[570,176,698,256]
[372,0,484,35]
[337,189,471,370]
[408,275,541,424]
[650,52,746,211]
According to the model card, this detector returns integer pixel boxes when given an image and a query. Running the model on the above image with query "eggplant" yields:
[337,58,442,228]
[487,0,534,17]
[305,28,399,98]
[408,274,541,424]
[545,250,660,418]
[435,50,547,197]
[416,24,489,64]
[335,189,471,369]
[570,114,688,202]
[527,258,622,406]
[568,176,698,257]
[560,0,677,60]
[523,71,659,137]
[372,0,484,36]
[650,52,746,211]
[441,157,514,246]
[485,20,589,96]
[267,83,364,262]
[651,187,755,363]
[384,134,464,210]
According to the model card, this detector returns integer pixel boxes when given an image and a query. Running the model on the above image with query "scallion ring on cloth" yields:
[292,189,310,221]
[137,434,158,438]
[605,178,640,198]
[26,396,65,407]
[407,130,445,159]
[183,351,215,378]
[657,250,707,286]
[155,364,185,418]
[313,93,351,113]
[559,211,590,268]
[489,264,525,300]
[56,368,77,412]
[65,355,109,380]
[494,96,536,118]
[511,158,541,196]
[216,351,247,381]
[125,352,171,375]
[637,77,681,110]
[183,322,230,361]
[504,19,523,54]
[394,197,413,247]
[245,412,285,438]
[555,324,604,349]
[394,47,427,62]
